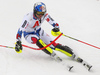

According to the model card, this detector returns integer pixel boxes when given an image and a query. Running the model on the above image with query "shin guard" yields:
[55,44,73,57]
[36,39,53,55]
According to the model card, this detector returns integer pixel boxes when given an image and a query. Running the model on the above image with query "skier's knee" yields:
[31,37,38,44]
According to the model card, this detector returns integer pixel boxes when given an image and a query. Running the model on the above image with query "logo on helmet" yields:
[40,5,45,12]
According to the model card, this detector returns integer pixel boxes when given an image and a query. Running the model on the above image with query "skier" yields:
[15,2,92,71]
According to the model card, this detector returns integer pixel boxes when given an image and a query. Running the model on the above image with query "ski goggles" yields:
[36,12,45,15]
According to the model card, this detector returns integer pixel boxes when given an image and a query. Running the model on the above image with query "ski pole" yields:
[62,34,100,49]
[0,45,15,49]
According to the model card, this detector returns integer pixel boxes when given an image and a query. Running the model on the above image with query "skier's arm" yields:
[15,19,28,53]
[17,16,29,39]
[45,13,61,36]
[16,28,22,41]
[15,28,23,53]
[45,13,59,28]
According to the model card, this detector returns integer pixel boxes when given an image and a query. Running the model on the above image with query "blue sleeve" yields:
[16,28,22,41]
[52,23,59,28]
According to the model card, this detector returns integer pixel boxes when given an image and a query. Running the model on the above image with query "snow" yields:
[0,0,100,75]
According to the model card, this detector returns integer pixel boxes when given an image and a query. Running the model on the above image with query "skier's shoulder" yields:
[23,12,33,21]
[44,13,53,19]
[44,12,49,17]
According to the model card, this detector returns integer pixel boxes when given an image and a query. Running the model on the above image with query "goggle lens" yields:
[36,12,45,15]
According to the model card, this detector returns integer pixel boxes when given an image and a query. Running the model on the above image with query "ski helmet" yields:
[34,2,46,15]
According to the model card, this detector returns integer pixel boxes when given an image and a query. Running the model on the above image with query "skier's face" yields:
[36,14,43,19]
[36,12,45,19]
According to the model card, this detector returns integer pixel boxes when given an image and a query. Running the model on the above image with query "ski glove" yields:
[51,28,61,36]
[15,41,22,53]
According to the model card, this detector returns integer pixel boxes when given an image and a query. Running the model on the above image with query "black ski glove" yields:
[52,28,60,32]
[15,41,22,53]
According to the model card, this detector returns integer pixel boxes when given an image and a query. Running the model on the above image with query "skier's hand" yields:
[51,28,61,36]
[15,41,22,53]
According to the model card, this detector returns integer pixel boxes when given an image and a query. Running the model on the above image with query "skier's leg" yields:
[24,34,53,55]
[36,39,62,62]
[39,28,81,60]
[39,29,75,57]
[55,44,87,65]
[55,44,81,61]
[24,29,56,56]
[38,29,92,70]
[55,44,74,57]
[25,34,62,62]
